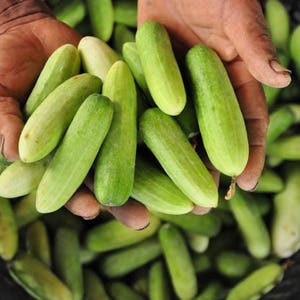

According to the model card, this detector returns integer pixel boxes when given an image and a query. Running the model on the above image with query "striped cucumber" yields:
[94,61,137,206]
[131,156,194,215]
[136,21,186,115]
[19,73,102,163]
[24,43,81,117]
[186,45,249,191]
[36,94,113,213]
[78,36,120,81]
[139,108,218,208]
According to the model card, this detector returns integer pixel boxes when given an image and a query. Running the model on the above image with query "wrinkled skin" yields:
[138,0,291,191]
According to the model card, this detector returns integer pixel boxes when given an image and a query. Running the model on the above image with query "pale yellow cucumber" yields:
[94,60,137,206]
[24,43,81,117]
[36,94,113,213]
[19,73,102,163]
[136,21,186,115]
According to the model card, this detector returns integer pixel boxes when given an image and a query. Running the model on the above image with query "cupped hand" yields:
[138,0,292,191]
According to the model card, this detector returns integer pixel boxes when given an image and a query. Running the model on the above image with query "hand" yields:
[0,6,150,229]
[138,0,292,191]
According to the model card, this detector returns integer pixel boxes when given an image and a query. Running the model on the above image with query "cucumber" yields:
[36,94,113,213]
[24,44,81,117]
[136,21,186,115]
[94,61,137,206]
[139,108,218,208]
[186,45,249,181]
[113,0,137,27]
[19,73,102,163]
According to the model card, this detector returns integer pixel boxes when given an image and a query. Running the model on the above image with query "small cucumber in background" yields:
[113,0,137,27]
[36,94,113,213]
[136,21,187,116]
[186,45,249,197]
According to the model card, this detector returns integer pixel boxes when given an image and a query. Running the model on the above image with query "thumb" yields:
[0,96,24,161]
[223,0,291,88]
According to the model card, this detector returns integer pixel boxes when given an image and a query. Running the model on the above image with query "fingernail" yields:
[270,60,292,74]
[249,181,259,192]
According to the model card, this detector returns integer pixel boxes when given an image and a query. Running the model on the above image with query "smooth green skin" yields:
[19,73,102,163]
[9,253,73,300]
[26,220,51,267]
[255,167,284,193]
[195,281,226,300]
[226,264,283,300]
[94,61,137,206]
[25,44,81,117]
[131,157,194,214]
[107,282,144,300]
[186,45,249,177]
[153,211,221,237]
[99,237,162,278]
[36,94,113,213]
[78,36,120,81]
[86,0,114,41]
[290,25,300,74]
[85,215,160,252]
[192,254,212,274]
[159,223,198,300]
[0,158,49,198]
[272,163,300,258]
[267,135,300,160]
[185,232,209,254]
[140,108,218,208]
[54,227,83,300]
[229,189,271,259]
[113,0,137,27]
[265,0,290,52]
[83,269,110,300]
[14,191,41,228]
[113,24,135,54]
[136,21,186,116]
[149,261,171,300]
[0,197,18,260]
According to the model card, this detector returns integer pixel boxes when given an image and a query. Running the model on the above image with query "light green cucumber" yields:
[113,0,137,27]
[19,73,102,163]
[25,43,81,117]
[136,21,186,115]
[255,167,284,193]
[99,237,162,278]
[0,157,49,198]
[9,253,73,300]
[186,45,249,179]
[78,36,120,81]
[159,223,198,300]
[290,24,300,75]
[86,0,114,41]
[113,24,135,54]
[94,61,137,206]
[139,108,218,208]
[36,94,113,213]
[85,215,160,252]
[185,232,209,254]
[0,197,18,260]
[131,157,194,214]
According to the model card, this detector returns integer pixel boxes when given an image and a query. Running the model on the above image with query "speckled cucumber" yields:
[186,45,249,184]
[19,73,102,163]
[36,94,113,213]
[136,21,186,115]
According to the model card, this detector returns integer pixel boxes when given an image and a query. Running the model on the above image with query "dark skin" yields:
[0,0,291,225]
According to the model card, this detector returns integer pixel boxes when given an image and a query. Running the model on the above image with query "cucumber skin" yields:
[186,45,249,177]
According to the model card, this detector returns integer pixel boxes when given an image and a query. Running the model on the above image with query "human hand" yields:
[0,1,150,229]
[138,0,292,191]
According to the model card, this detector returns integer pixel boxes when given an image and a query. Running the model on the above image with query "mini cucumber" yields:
[255,167,284,193]
[186,45,249,180]
[19,73,102,163]
[136,21,186,115]
[0,197,18,260]
[94,61,137,206]
[159,223,198,300]
[113,0,137,27]
[131,157,194,215]
[139,108,218,208]
[113,24,135,54]
[78,36,120,81]
[107,281,144,300]
[86,0,114,41]
[36,94,113,213]
[24,43,81,117]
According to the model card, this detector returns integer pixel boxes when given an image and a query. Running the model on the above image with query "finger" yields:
[65,186,101,220]
[223,0,291,88]
[104,199,150,230]
[0,96,24,161]
[226,59,269,191]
